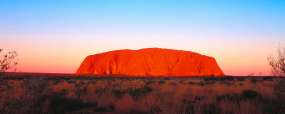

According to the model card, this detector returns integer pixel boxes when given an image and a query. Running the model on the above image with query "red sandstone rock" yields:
[76,48,224,77]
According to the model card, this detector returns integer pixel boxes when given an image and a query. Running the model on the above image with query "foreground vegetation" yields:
[0,74,285,114]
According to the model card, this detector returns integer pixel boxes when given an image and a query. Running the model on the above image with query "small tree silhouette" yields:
[268,46,285,76]
[0,49,18,75]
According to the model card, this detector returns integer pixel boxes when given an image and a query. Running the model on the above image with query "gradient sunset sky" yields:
[1,0,284,75]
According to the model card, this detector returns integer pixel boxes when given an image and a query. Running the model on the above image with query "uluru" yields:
[76,48,224,77]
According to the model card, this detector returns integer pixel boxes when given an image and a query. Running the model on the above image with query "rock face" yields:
[76,48,224,77]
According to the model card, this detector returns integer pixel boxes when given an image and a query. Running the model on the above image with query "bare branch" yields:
[0,49,19,75]
[268,46,285,76]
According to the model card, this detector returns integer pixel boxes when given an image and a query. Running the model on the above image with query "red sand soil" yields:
[76,48,224,77]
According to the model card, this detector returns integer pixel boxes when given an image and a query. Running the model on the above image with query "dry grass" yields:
[0,74,285,114]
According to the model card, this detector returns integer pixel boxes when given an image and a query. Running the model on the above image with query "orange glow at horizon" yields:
[11,45,273,76]
[1,17,282,76]
[1,22,281,76]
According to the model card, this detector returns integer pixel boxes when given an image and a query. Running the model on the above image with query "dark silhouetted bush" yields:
[149,106,162,114]
[127,109,149,114]
[195,96,207,101]
[217,90,261,103]
[50,95,95,114]
[241,90,260,100]
[216,93,241,102]
[128,86,152,100]
[95,88,107,96]
[219,76,235,81]
[159,80,165,84]
[203,104,221,114]
[251,78,258,84]
[262,77,274,81]
[179,99,195,114]
[94,105,115,112]
[112,89,126,99]
[262,99,285,114]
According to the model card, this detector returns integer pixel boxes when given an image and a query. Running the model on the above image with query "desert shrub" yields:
[204,77,219,81]
[236,78,245,81]
[112,89,126,99]
[177,99,195,114]
[274,78,285,99]
[179,80,185,84]
[128,86,152,100]
[262,99,285,114]
[203,103,221,114]
[3,98,25,110]
[207,77,235,85]
[169,81,177,86]
[187,81,209,86]
[268,46,285,76]
[184,102,195,114]
[159,80,166,84]
[216,93,241,102]
[250,78,258,84]
[94,105,115,113]
[52,79,62,84]
[219,76,235,81]
[127,109,149,114]
[194,81,206,86]
[195,96,207,101]
[241,90,260,100]
[95,88,107,96]
[217,90,261,103]
[149,106,162,114]
[50,94,95,114]
[24,78,50,95]
[75,84,88,98]
[188,81,196,85]
[60,88,69,95]
[1,99,26,114]
[67,80,76,84]
[220,81,234,85]
[145,80,156,85]
[262,77,274,81]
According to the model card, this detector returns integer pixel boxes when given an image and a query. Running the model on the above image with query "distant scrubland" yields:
[1,74,285,114]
